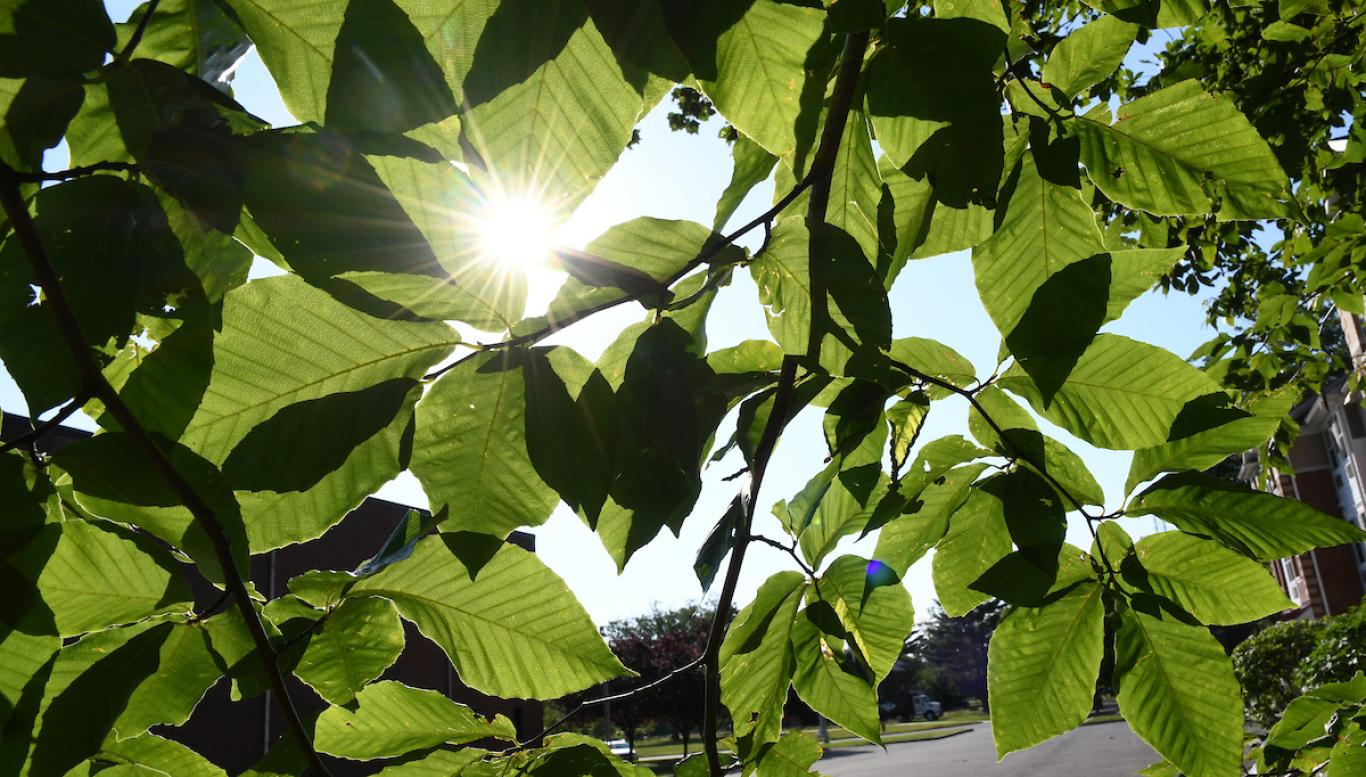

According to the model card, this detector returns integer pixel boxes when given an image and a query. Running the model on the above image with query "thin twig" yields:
[507,656,706,751]
[424,169,815,382]
[0,160,332,777]
[884,356,1119,580]
[701,30,871,777]
[749,533,815,577]
[11,162,139,182]
[118,0,163,62]
[0,391,89,455]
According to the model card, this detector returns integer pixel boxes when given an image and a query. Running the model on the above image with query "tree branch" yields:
[0,161,332,777]
[118,0,163,62]
[11,162,139,182]
[0,391,90,455]
[700,30,871,777]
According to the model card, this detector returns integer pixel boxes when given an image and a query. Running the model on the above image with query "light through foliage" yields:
[0,0,1364,776]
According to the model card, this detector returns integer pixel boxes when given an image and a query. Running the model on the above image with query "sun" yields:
[476,193,560,270]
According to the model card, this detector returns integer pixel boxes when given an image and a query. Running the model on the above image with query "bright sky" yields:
[7,3,1206,625]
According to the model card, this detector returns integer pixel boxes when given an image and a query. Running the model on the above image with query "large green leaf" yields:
[748,730,824,777]
[1127,532,1293,625]
[0,0,114,78]
[35,522,191,637]
[663,0,826,160]
[177,275,458,549]
[96,732,227,777]
[461,0,643,215]
[1114,598,1243,777]
[1125,409,1281,494]
[932,485,1011,617]
[221,0,340,121]
[877,154,992,265]
[1041,15,1136,98]
[0,74,84,172]
[790,612,880,744]
[864,15,1005,207]
[352,534,630,699]
[1129,472,1366,561]
[294,597,406,705]
[988,583,1105,757]
[972,150,1105,342]
[750,218,813,356]
[816,555,914,681]
[968,386,1105,508]
[1074,81,1291,220]
[314,681,516,761]
[999,334,1224,450]
[874,463,986,577]
[414,350,558,538]
[720,571,806,746]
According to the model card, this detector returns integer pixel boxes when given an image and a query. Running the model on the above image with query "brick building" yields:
[1240,311,1366,619]
[1,413,541,775]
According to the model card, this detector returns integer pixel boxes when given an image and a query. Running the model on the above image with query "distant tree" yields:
[907,601,1007,714]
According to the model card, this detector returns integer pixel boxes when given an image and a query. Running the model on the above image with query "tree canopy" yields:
[1,0,1365,776]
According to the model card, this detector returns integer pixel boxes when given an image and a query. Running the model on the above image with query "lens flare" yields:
[476,193,558,270]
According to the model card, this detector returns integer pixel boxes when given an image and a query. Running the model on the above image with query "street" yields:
[819,721,1159,776]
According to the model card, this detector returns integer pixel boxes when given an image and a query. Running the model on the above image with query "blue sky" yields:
[8,3,1211,624]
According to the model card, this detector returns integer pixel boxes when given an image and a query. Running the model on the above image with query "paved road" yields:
[820,722,1158,776]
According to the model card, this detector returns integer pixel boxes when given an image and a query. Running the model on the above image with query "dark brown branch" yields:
[749,532,814,577]
[0,161,332,777]
[11,162,139,182]
[0,391,90,455]
[701,31,872,777]
[118,0,163,62]
[423,158,815,382]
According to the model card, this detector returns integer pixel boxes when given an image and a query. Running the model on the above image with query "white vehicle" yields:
[903,693,942,721]
[605,739,636,762]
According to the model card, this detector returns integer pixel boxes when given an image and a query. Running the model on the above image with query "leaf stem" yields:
[0,390,90,455]
[700,30,871,777]
[0,160,332,777]
[118,0,163,62]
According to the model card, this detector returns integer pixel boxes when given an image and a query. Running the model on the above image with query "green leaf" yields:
[886,337,976,398]
[314,681,516,761]
[96,732,227,777]
[972,150,1105,344]
[663,0,826,159]
[0,176,196,414]
[0,75,84,171]
[372,748,487,777]
[886,391,930,474]
[114,0,249,82]
[352,534,630,699]
[461,1,644,215]
[219,0,339,123]
[414,350,559,539]
[714,134,778,231]
[1130,472,1366,561]
[988,583,1105,757]
[874,464,986,577]
[1114,597,1243,777]
[749,730,824,776]
[1127,532,1293,625]
[932,483,1012,617]
[294,597,406,705]
[999,334,1224,450]
[877,154,992,265]
[816,555,914,682]
[323,0,457,132]
[720,571,806,746]
[35,522,191,636]
[968,387,1105,508]
[971,543,1097,607]
[1074,81,1291,220]
[1125,411,1280,495]
[865,15,1005,206]
[523,346,615,525]
[177,275,458,550]
[1042,16,1137,98]
[1082,0,1209,27]
[0,0,114,78]
[790,611,881,744]
[750,217,813,356]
